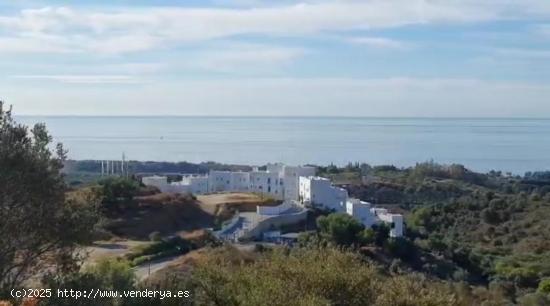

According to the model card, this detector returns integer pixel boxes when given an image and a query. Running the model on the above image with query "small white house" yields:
[346,199,404,237]
[298,176,348,211]
[373,209,404,238]
[346,198,376,227]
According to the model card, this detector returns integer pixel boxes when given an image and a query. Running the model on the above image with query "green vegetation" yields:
[190,247,457,306]
[125,237,194,266]
[316,213,365,246]
[0,102,99,296]
[42,258,135,306]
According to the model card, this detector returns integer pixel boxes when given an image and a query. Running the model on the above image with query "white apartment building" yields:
[142,164,314,201]
[298,176,348,211]
[142,166,404,237]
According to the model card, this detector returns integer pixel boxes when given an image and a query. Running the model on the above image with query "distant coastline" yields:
[17,116,550,175]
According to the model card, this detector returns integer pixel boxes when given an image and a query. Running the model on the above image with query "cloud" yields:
[494,48,550,59]
[11,75,144,84]
[193,44,306,72]
[1,1,548,55]
[6,77,550,117]
[346,37,410,50]
[534,23,550,36]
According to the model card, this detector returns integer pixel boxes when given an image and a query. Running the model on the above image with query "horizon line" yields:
[14,114,550,120]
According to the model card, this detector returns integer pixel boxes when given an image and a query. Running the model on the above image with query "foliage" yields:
[42,259,135,306]
[125,236,193,266]
[316,213,364,246]
[495,254,550,286]
[190,247,459,306]
[538,279,550,294]
[0,102,99,297]
[98,176,140,212]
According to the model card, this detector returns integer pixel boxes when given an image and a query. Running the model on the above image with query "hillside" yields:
[321,162,550,302]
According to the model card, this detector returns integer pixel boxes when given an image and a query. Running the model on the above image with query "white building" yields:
[372,208,404,238]
[282,165,316,201]
[249,170,283,200]
[141,175,169,191]
[142,166,404,237]
[346,199,403,237]
[142,174,207,194]
[208,171,233,193]
[142,164,314,201]
[298,176,348,211]
[180,175,209,194]
[346,198,376,227]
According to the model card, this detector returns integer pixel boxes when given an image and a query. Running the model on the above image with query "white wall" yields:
[250,171,283,200]
[345,199,404,237]
[182,176,209,194]
[283,165,316,201]
[376,212,404,237]
[142,176,169,192]
[346,199,376,227]
[230,172,250,192]
[257,201,293,216]
[208,171,232,192]
[299,176,348,211]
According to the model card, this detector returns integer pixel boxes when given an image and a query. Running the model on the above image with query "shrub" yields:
[317,213,364,246]
[149,231,162,241]
[190,247,459,306]
[538,278,550,294]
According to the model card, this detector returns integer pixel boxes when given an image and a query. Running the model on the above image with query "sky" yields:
[1,0,550,117]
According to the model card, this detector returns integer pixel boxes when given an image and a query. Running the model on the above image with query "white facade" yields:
[181,175,209,194]
[282,165,316,201]
[373,209,404,238]
[208,171,233,192]
[249,171,283,200]
[346,198,376,227]
[230,172,250,192]
[346,199,403,237]
[257,201,294,216]
[298,176,348,211]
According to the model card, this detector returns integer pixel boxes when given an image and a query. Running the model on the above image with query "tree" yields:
[538,278,550,295]
[317,213,364,246]
[98,177,140,212]
[0,102,98,296]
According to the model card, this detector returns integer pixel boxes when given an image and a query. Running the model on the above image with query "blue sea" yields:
[16,116,550,174]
